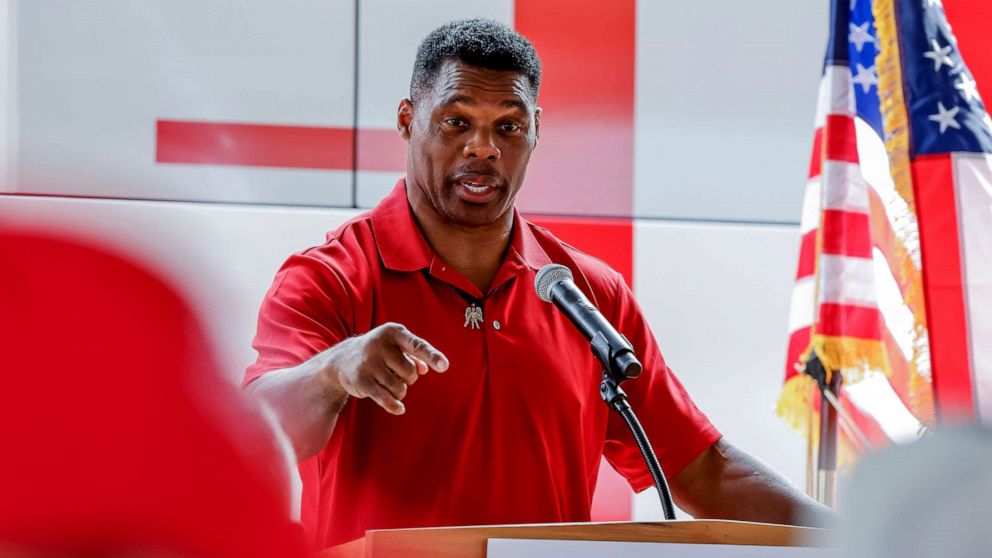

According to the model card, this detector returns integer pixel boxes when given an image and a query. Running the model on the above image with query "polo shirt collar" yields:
[370,178,553,276]
[507,210,553,272]
[369,179,434,272]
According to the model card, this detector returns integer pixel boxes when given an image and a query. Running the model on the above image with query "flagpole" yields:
[816,367,841,506]
[806,380,817,498]
[803,351,841,506]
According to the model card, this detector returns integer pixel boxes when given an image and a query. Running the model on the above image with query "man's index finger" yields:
[396,328,449,372]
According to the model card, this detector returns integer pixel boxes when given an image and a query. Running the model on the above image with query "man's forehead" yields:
[430,60,535,107]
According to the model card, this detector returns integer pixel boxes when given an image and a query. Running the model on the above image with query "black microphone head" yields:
[535,264,573,303]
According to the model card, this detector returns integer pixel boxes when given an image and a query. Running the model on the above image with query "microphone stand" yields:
[590,332,677,521]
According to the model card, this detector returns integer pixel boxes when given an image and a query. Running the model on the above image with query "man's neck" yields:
[408,194,513,294]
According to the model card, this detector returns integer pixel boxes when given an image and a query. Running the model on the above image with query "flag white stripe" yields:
[814,65,856,127]
[788,276,816,333]
[873,248,916,362]
[819,254,878,306]
[822,160,870,214]
[954,153,992,423]
[845,373,926,444]
[800,177,822,235]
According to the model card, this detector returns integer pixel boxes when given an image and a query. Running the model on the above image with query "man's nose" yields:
[463,130,501,161]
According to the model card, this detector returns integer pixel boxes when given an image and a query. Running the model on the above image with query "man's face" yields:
[399,59,540,228]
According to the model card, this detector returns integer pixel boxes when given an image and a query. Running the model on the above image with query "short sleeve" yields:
[602,272,721,491]
[243,250,355,386]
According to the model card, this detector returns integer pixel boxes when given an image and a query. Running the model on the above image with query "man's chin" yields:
[441,199,510,229]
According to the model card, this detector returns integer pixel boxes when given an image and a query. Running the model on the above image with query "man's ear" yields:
[397,99,414,141]
[533,106,542,147]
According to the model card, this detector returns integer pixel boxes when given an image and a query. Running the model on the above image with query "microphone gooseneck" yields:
[534,263,677,520]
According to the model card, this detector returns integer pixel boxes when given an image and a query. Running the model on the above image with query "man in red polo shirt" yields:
[247,18,832,548]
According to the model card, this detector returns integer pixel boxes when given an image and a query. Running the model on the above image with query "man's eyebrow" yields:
[439,94,475,107]
[437,95,531,111]
[501,99,529,111]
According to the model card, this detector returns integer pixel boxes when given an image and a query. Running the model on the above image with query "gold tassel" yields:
[812,334,891,384]
[777,374,819,435]
[776,374,863,469]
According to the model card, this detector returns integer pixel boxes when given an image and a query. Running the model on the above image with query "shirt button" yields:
[492,320,501,330]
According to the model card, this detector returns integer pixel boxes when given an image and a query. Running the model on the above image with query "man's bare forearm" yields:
[246,324,450,464]
[248,352,349,463]
[671,438,839,527]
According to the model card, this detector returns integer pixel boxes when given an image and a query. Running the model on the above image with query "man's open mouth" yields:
[452,175,502,203]
[460,181,494,194]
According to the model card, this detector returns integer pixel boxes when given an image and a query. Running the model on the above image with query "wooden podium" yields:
[321,520,831,557]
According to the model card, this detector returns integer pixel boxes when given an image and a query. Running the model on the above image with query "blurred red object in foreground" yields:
[0,227,306,557]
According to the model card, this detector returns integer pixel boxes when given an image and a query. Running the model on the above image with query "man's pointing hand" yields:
[322,322,449,415]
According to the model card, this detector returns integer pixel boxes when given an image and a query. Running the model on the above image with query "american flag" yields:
[779,0,992,455]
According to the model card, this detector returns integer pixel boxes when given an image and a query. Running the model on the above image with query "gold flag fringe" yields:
[910,361,937,426]
[873,0,914,208]
[775,374,861,468]
[811,334,891,385]
[776,374,818,435]
[872,0,935,426]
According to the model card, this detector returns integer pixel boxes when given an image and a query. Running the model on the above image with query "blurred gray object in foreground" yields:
[839,426,992,558]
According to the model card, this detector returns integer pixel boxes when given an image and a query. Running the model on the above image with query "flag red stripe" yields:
[796,229,817,279]
[911,156,975,421]
[809,128,823,179]
[821,209,872,258]
[785,326,812,379]
[823,115,859,164]
[944,1,992,107]
[156,120,353,170]
[816,303,883,339]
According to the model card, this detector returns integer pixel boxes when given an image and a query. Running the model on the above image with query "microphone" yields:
[535,264,677,520]
[534,264,642,381]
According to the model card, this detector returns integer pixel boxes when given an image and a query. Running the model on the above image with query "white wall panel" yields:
[634,0,826,223]
[0,194,357,382]
[355,0,513,208]
[0,0,14,188]
[14,0,355,205]
[631,220,806,518]
[357,169,404,208]
[356,0,513,129]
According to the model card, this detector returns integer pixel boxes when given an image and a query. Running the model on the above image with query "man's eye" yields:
[499,123,521,132]
[444,118,467,127]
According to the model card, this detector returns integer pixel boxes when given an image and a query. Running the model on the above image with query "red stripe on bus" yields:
[514,0,635,216]
[156,120,353,170]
